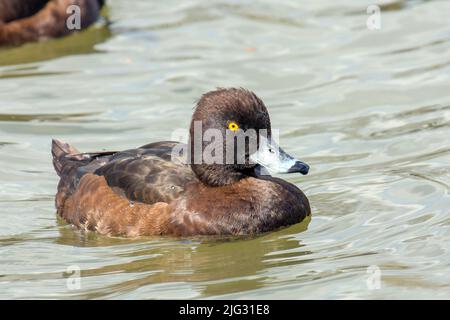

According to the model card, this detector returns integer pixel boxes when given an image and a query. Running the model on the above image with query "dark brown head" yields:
[189,88,309,186]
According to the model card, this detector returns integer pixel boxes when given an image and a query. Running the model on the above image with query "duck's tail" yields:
[52,139,118,213]
[51,139,81,177]
[52,139,91,214]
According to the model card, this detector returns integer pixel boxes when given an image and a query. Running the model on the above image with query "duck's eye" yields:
[228,122,240,131]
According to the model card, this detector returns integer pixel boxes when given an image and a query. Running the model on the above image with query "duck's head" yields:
[189,88,309,186]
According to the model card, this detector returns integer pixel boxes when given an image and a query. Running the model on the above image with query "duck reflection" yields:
[54,217,312,298]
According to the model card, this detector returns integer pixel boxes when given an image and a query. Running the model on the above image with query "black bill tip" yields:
[288,161,310,175]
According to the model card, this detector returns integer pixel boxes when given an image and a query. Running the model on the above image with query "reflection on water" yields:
[0,0,449,299]
[0,25,111,67]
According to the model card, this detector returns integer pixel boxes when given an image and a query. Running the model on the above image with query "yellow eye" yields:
[228,122,240,131]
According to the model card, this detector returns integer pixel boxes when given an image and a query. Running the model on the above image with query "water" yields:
[0,0,449,299]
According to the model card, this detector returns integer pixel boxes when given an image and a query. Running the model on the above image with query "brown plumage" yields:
[0,0,104,47]
[52,88,311,237]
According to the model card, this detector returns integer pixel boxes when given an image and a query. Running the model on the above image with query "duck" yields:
[0,0,104,47]
[52,88,311,237]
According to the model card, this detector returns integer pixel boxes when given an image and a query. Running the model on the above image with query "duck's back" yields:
[0,0,48,22]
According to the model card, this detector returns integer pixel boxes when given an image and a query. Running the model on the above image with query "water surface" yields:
[0,0,449,299]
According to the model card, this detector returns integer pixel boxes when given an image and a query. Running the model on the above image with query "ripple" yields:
[0,112,100,122]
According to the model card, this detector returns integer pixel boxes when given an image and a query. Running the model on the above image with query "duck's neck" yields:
[191,164,257,187]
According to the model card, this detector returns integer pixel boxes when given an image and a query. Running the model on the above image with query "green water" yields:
[0,0,449,299]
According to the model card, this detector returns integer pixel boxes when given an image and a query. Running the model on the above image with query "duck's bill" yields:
[249,137,309,175]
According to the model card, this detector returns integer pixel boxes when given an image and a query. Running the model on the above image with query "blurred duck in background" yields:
[0,0,104,46]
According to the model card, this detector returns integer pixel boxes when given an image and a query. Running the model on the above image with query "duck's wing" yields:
[93,141,196,205]
[53,140,195,210]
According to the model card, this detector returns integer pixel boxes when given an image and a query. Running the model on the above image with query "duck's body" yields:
[0,0,104,47]
[52,88,311,237]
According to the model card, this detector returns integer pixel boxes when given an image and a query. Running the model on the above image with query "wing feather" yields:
[92,142,195,204]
